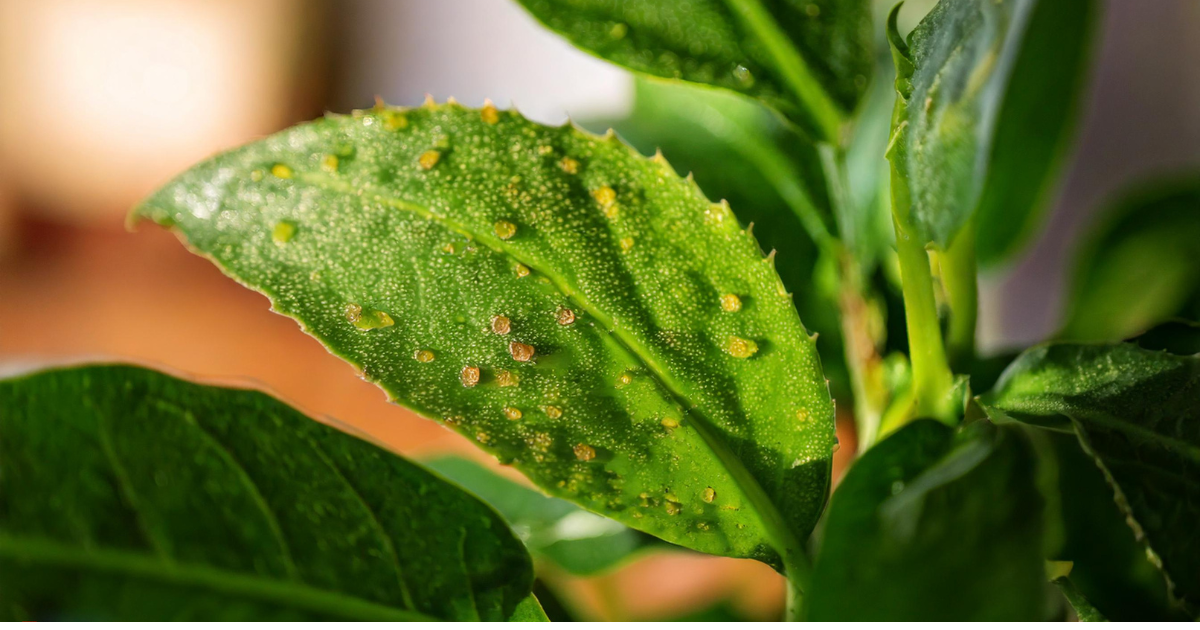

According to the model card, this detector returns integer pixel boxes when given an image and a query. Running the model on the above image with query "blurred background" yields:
[2,0,1198,621]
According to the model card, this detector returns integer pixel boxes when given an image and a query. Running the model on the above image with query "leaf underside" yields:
[0,364,536,621]
[808,420,1046,621]
[986,342,1200,610]
[133,102,837,570]
[514,0,873,134]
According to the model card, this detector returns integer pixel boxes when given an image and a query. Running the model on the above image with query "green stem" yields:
[721,0,844,143]
[893,216,956,424]
[939,217,978,372]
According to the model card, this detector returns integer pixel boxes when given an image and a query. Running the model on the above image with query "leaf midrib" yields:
[0,534,434,621]
[291,169,808,578]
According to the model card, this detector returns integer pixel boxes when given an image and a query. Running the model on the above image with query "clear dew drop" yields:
[559,156,580,174]
[702,487,716,503]
[271,164,293,179]
[574,443,596,461]
[720,293,742,312]
[733,65,755,87]
[272,221,296,244]
[490,314,511,335]
[503,406,523,420]
[493,220,517,240]
[345,304,394,331]
[544,405,563,419]
[460,365,480,388]
[418,150,441,170]
[496,370,520,387]
[556,307,576,326]
[414,349,435,363]
[724,336,758,359]
[509,340,535,362]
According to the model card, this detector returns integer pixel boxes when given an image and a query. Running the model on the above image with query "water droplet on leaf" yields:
[720,294,742,312]
[503,406,523,420]
[724,336,758,358]
[271,164,293,179]
[493,220,517,240]
[460,365,480,387]
[414,349,435,363]
[418,150,441,170]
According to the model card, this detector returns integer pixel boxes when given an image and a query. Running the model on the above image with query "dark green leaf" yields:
[808,420,1047,621]
[1062,178,1200,342]
[888,0,1098,250]
[985,343,1200,609]
[424,455,657,575]
[514,0,874,140]
[1042,430,1183,621]
[0,364,535,621]
[1131,320,1200,356]
[1053,577,1108,622]
[132,102,836,576]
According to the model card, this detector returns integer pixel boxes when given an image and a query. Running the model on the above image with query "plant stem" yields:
[783,551,811,622]
[938,217,978,372]
[721,0,844,143]
[893,216,956,424]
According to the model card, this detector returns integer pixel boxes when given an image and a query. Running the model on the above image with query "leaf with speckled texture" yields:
[0,364,536,621]
[132,102,837,575]
[888,0,1097,250]
[808,420,1046,621]
[985,343,1200,610]
[514,0,873,139]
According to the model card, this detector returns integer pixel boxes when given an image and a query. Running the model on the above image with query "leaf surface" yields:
[1062,178,1200,342]
[424,456,657,575]
[133,102,837,573]
[514,0,874,140]
[808,420,1046,621]
[0,364,535,621]
[985,342,1200,609]
[888,0,1098,250]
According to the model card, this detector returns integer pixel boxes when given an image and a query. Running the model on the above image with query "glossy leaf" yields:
[424,455,657,575]
[985,343,1200,609]
[133,102,837,575]
[888,0,1098,250]
[514,0,874,140]
[0,364,536,621]
[1062,178,1200,342]
[808,420,1046,621]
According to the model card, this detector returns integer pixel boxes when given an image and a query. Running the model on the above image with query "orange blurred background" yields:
[2,0,1199,621]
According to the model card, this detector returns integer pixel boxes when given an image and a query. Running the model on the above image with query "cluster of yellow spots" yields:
[414,349,436,363]
[381,110,408,131]
[556,307,576,326]
[796,408,811,424]
[725,335,758,359]
[509,341,535,362]
[476,431,490,444]
[620,237,635,252]
[321,154,339,173]
[418,150,441,170]
[496,370,520,387]
[460,365,480,388]
[573,443,596,461]
[270,164,293,179]
[660,417,680,429]
[544,405,563,419]
[720,294,742,312]
[591,185,619,219]
[538,145,554,156]
[480,100,500,124]
[528,432,552,452]
[272,221,296,244]
[503,406,523,420]
[559,156,580,174]
[490,314,511,335]
[493,220,517,240]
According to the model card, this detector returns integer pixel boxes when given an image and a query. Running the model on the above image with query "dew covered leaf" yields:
[985,342,1200,609]
[132,102,837,574]
[514,0,874,140]
[888,0,1098,250]
[424,455,659,575]
[808,420,1047,621]
[1062,178,1200,342]
[0,364,536,621]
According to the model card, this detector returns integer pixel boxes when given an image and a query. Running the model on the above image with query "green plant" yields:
[4,0,1198,621]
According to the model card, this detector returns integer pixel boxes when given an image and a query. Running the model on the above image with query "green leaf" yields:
[808,420,1047,621]
[424,455,657,575]
[1053,577,1108,622]
[888,0,1098,251]
[513,0,874,141]
[0,364,535,621]
[1062,178,1200,342]
[508,594,552,622]
[132,102,837,577]
[985,342,1200,609]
